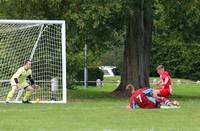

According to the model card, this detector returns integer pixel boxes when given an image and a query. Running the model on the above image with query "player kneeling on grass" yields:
[6,60,35,104]
[127,84,178,109]
[154,65,172,97]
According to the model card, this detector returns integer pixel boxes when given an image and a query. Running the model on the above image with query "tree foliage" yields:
[0,0,127,87]
[151,40,200,80]
[154,0,200,43]
[152,0,200,80]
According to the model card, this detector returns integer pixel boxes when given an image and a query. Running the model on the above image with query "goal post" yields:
[0,20,67,103]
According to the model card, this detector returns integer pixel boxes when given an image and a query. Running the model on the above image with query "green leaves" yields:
[154,0,200,43]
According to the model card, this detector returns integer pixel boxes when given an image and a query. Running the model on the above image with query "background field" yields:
[0,77,200,131]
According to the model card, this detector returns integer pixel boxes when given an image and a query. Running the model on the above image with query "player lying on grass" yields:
[127,84,178,109]
[153,65,172,97]
[6,60,35,103]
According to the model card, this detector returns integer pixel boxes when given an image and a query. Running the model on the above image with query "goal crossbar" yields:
[0,20,67,103]
[0,20,65,24]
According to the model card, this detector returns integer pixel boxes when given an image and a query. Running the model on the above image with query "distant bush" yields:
[75,67,104,86]
[151,41,200,81]
[189,72,200,81]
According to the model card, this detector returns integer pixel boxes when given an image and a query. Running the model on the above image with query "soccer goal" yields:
[0,20,67,103]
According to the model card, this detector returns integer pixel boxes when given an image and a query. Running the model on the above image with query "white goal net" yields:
[0,20,67,103]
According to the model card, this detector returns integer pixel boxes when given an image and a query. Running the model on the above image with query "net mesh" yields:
[0,22,64,102]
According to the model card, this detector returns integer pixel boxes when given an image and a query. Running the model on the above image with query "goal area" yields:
[0,20,67,103]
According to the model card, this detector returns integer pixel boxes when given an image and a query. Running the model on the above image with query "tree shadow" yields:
[68,88,200,102]
[68,88,128,101]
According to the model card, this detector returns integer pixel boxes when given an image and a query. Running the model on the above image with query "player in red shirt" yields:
[154,65,172,97]
[127,84,177,109]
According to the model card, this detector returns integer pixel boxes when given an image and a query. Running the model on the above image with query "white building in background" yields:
[98,66,120,77]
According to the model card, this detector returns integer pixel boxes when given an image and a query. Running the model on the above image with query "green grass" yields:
[1,77,200,131]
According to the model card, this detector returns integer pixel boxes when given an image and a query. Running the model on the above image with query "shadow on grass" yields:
[68,88,128,102]
[68,87,200,102]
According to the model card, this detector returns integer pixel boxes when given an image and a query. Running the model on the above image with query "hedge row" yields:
[150,42,200,81]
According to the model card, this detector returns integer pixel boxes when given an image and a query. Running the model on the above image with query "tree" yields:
[99,45,124,70]
[151,0,200,80]
[63,0,127,87]
[0,0,127,87]
[112,0,153,95]
[156,0,200,43]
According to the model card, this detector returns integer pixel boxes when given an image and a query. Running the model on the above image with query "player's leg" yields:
[145,96,158,109]
[6,85,20,102]
[22,85,34,103]
[155,96,178,107]
[159,88,171,97]
[153,88,171,97]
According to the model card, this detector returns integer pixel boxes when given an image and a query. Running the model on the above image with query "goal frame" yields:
[0,20,67,103]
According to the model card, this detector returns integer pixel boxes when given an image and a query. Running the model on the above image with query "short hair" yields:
[126,84,134,90]
[24,60,32,65]
[156,65,164,70]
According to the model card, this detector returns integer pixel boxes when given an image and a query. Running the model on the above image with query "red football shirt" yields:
[130,87,156,109]
[160,71,172,90]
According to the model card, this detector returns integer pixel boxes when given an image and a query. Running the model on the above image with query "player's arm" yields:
[27,75,35,86]
[143,88,154,96]
[130,100,137,109]
[12,68,23,86]
[156,80,162,86]
[13,78,20,87]
[160,77,169,87]
[27,69,37,88]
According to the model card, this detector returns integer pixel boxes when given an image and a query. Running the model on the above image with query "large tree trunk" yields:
[112,0,153,96]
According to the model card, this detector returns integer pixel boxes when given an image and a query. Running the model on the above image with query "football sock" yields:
[6,90,15,102]
[155,97,173,106]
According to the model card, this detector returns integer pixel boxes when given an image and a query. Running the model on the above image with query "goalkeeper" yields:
[6,60,35,103]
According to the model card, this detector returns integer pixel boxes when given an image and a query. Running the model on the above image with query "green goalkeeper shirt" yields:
[11,66,32,85]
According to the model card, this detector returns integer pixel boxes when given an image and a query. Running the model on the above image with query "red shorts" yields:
[155,87,171,97]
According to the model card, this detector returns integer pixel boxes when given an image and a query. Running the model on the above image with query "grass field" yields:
[0,77,200,131]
